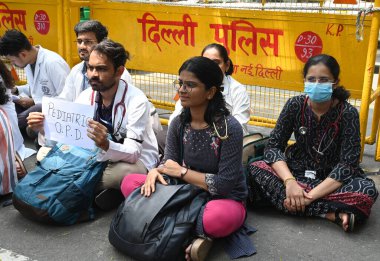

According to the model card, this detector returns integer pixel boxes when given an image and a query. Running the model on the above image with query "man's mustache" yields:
[89,77,100,82]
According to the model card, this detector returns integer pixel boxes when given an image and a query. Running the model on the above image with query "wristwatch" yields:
[180,167,188,179]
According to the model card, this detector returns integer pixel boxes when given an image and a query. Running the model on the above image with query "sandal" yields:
[334,210,355,232]
[15,152,27,179]
[190,238,213,261]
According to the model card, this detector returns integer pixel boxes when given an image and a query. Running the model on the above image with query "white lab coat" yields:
[169,75,250,134]
[76,80,159,170]
[59,61,134,102]
[17,46,70,104]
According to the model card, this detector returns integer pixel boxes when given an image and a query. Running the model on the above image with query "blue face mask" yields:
[304,82,333,103]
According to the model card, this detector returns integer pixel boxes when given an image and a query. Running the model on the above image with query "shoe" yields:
[94,189,124,211]
[334,210,355,232]
[190,238,213,261]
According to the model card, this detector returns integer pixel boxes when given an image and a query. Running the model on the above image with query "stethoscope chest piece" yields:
[299,126,307,135]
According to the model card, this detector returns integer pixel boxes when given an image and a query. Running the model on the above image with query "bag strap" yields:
[180,123,184,164]
[127,183,185,240]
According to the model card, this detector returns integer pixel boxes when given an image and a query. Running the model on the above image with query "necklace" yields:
[213,118,229,140]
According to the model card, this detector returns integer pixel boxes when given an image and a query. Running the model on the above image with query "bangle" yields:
[180,167,188,179]
[284,177,296,187]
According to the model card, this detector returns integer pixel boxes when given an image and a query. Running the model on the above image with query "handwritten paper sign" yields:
[42,97,94,149]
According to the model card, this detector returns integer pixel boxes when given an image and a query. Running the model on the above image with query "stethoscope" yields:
[299,96,344,156]
[91,79,128,138]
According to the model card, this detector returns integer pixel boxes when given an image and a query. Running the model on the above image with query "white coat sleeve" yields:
[17,84,30,96]
[231,85,250,134]
[97,96,150,163]
[46,59,70,97]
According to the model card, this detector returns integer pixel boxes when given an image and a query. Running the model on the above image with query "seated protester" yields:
[248,54,378,232]
[27,40,159,210]
[0,60,30,172]
[59,20,133,102]
[169,43,250,134]
[0,73,19,197]
[0,30,70,133]
[121,57,251,261]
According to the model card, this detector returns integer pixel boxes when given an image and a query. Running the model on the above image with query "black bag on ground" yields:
[242,133,269,167]
[108,183,208,261]
[242,133,269,205]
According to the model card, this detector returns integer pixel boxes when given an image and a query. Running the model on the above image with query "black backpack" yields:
[108,183,208,261]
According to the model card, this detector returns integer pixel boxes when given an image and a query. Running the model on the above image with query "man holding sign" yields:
[27,40,159,210]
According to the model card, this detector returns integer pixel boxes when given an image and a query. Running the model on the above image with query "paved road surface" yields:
[0,131,379,261]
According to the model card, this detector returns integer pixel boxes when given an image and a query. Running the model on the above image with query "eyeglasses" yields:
[74,39,97,46]
[305,76,334,83]
[173,80,199,93]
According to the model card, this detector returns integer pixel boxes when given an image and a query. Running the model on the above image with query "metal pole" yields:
[63,0,73,66]
[56,0,65,58]
[366,88,380,144]
[359,0,380,160]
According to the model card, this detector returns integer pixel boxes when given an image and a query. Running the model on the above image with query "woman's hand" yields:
[283,180,312,213]
[156,159,182,178]
[141,168,168,197]
[27,112,45,133]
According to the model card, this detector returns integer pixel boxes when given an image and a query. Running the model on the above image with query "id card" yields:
[305,170,316,179]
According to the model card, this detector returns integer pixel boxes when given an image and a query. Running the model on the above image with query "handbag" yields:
[108,183,208,261]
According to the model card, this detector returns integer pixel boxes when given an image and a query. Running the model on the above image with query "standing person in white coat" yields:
[0,29,70,132]
[27,40,159,210]
[59,20,133,102]
[169,43,251,134]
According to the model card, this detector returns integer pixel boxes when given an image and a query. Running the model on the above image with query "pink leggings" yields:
[121,174,246,238]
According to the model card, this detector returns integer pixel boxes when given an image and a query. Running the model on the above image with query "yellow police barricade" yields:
[0,0,66,83]
[81,0,378,159]
[1,0,379,160]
